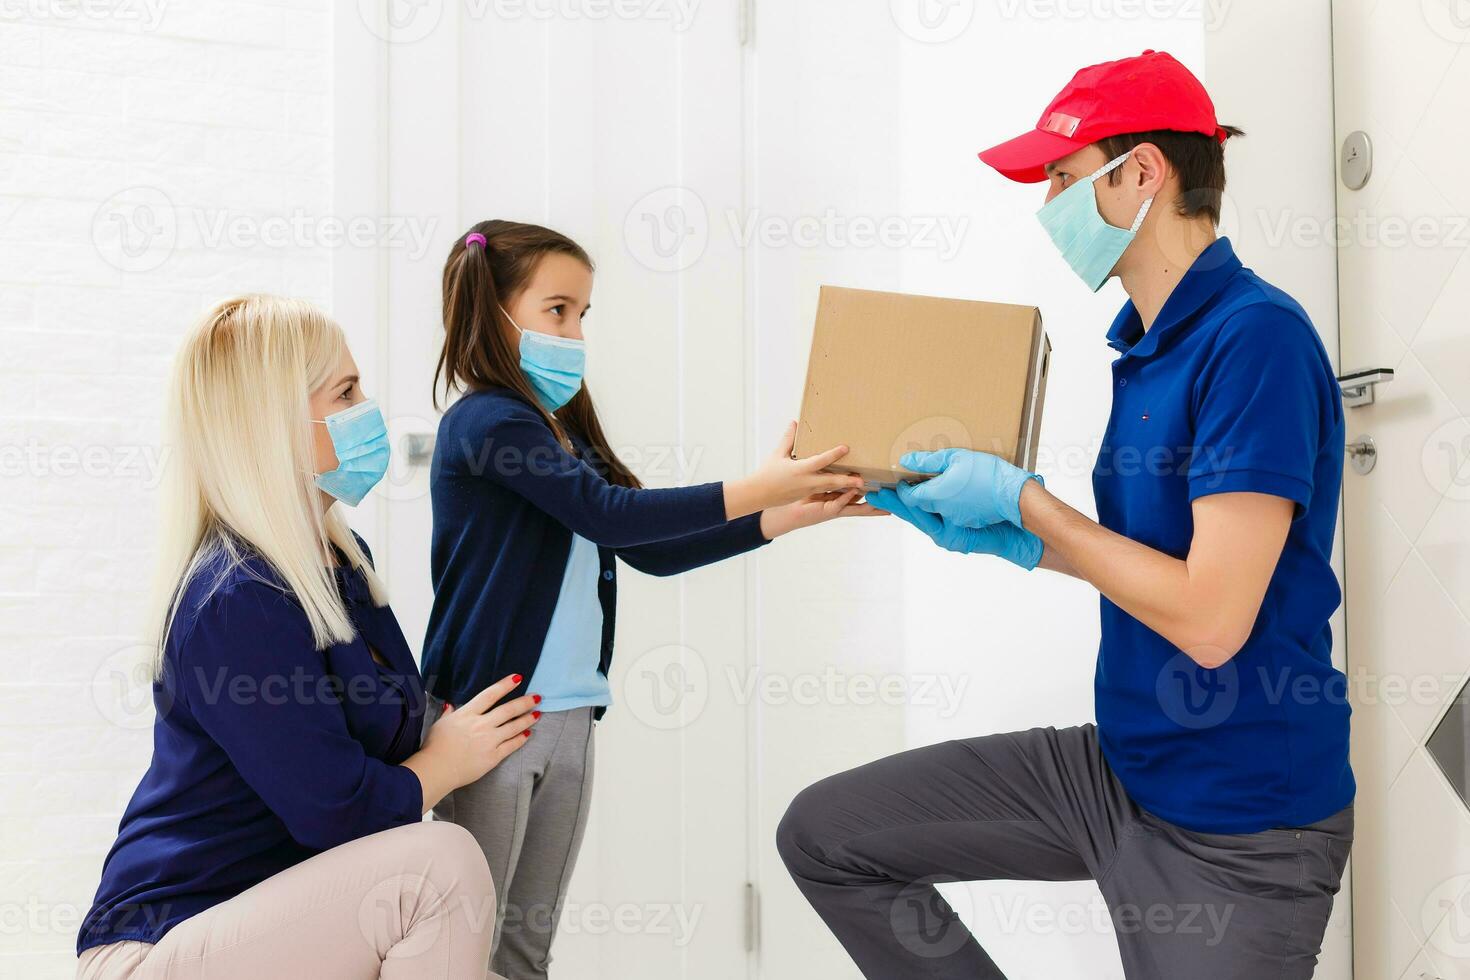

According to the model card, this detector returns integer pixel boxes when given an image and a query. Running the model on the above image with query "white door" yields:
[744,4,913,976]
[335,4,751,978]
[1206,4,1353,975]
[1333,1,1470,977]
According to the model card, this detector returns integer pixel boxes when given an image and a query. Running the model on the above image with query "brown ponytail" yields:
[435,219,643,489]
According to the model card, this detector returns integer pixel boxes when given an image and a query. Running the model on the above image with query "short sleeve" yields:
[1187,306,1334,513]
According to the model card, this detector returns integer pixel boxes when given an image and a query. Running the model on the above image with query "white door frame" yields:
[1205,5,1350,974]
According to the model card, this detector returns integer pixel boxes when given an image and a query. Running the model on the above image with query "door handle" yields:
[403,432,436,467]
[1337,368,1394,408]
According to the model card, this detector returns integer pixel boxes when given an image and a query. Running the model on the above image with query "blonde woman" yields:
[77,295,540,979]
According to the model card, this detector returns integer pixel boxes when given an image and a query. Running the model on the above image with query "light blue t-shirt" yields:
[526,532,611,712]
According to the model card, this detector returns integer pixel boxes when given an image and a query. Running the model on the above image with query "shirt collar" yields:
[1104,237,1242,359]
[328,547,374,606]
[336,565,373,605]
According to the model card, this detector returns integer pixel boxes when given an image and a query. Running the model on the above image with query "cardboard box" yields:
[794,285,1050,489]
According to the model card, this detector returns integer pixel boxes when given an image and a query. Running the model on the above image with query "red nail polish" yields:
[512,674,523,684]
[533,710,541,719]
[444,703,453,711]
[533,694,542,704]
[522,729,532,737]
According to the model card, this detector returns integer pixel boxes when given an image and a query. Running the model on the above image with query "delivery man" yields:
[776,50,1353,980]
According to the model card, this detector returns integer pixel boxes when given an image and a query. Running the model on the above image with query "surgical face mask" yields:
[500,305,585,412]
[1036,151,1154,293]
[312,398,390,506]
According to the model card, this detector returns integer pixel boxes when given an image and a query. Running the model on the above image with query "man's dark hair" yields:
[1096,125,1245,226]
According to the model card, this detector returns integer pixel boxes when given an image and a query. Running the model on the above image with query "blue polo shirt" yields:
[1092,237,1354,834]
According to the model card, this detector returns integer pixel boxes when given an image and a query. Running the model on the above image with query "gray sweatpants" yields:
[776,724,1352,980]
[425,699,596,980]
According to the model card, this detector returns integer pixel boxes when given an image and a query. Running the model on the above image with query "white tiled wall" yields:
[0,2,332,974]
[1335,2,1470,977]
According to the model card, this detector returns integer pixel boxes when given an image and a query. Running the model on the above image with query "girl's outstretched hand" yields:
[724,421,866,520]
[759,489,889,539]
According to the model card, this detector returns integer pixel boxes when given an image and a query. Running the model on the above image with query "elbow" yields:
[1174,605,1257,669]
[286,813,351,851]
[1186,645,1240,671]
[283,801,396,852]
[615,556,677,578]
[573,525,645,550]
[1176,622,1252,669]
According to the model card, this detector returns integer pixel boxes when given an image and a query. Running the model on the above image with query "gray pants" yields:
[776,724,1352,980]
[425,699,596,980]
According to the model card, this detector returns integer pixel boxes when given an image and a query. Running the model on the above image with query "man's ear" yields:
[1130,142,1170,196]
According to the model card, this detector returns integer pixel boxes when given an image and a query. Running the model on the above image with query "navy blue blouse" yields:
[77,542,425,954]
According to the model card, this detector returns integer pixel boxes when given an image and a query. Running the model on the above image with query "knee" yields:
[415,821,495,906]
[356,822,497,954]
[775,780,839,876]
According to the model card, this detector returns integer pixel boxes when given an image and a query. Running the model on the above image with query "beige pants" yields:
[77,821,502,980]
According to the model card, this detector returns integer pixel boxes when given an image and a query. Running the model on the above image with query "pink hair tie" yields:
[464,232,487,248]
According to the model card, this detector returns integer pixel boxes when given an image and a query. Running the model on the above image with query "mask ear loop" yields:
[310,398,377,427]
[500,304,586,351]
[1130,197,1154,232]
[307,416,335,483]
[1088,151,1155,232]
[497,304,524,335]
[308,402,363,480]
[1087,151,1133,182]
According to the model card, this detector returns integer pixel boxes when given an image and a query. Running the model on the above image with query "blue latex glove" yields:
[869,485,1043,570]
[901,448,1042,529]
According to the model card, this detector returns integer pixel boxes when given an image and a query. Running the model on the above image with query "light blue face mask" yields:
[500,305,585,411]
[313,398,390,506]
[1036,151,1155,293]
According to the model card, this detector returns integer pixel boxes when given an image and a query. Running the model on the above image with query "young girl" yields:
[78,295,536,979]
[422,220,880,977]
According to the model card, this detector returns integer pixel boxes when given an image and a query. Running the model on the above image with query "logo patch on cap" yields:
[1042,112,1081,137]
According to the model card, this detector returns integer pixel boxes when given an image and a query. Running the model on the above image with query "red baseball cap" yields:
[979,50,1230,184]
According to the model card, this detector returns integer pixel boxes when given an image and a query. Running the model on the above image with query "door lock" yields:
[1346,436,1377,476]
[1341,131,1372,190]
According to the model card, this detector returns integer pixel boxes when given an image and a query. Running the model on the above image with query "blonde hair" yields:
[150,294,387,674]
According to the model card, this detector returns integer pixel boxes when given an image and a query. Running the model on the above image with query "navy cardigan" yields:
[422,387,771,717]
[78,541,425,954]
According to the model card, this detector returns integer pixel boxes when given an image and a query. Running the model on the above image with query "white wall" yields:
[0,3,332,976]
